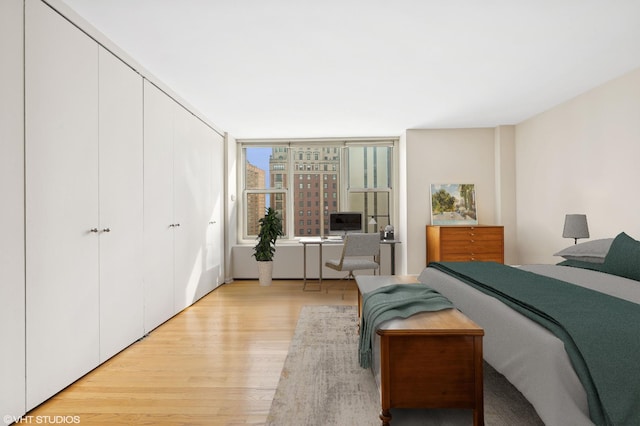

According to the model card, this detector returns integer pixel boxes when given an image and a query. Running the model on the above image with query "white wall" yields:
[403,128,505,274]
[397,132,409,274]
[515,67,640,264]
[495,126,518,265]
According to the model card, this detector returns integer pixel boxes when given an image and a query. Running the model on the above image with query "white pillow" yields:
[554,238,614,264]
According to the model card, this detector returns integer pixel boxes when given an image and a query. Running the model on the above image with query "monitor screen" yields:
[329,212,363,234]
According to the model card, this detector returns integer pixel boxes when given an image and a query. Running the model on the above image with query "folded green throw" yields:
[358,283,453,369]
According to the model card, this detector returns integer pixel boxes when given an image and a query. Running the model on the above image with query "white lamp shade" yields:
[562,214,589,240]
[368,216,377,225]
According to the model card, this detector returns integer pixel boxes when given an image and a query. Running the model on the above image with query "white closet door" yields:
[25,0,100,409]
[143,81,176,332]
[212,131,225,286]
[0,0,25,421]
[173,105,206,310]
[192,119,216,297]
[98,47,144,361]
[205,129,225,289]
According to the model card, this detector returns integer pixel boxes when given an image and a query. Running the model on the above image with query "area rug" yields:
[266,305,544,426]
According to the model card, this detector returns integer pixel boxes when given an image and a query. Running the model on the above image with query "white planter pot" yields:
[257,261,273,286]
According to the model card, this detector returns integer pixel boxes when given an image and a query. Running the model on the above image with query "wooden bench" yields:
[356,275,485,426]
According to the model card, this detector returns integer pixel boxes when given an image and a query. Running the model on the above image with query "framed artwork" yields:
[430,183,478,225]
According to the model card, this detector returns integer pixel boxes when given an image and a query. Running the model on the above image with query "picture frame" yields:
[430,183,478,225]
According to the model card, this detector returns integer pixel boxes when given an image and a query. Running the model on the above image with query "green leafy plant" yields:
[252,207,284,262]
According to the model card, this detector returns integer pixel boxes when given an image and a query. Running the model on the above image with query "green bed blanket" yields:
[358,283,453,369]
[429,261,640,426]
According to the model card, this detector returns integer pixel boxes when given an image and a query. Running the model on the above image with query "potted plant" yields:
[252,207,284,286]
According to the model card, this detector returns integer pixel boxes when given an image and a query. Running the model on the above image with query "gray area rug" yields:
[266,305,544,426]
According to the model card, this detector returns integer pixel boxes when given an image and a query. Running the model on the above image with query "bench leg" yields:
[379,408,391,426]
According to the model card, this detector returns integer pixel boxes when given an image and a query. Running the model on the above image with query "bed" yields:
[413,232,640,426]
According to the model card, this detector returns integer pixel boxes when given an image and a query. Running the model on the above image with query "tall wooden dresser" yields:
[426,225,504,265]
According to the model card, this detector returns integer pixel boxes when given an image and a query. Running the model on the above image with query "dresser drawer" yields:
[440,240,503,255]
[440,227,503,242]
[437,253,503,262]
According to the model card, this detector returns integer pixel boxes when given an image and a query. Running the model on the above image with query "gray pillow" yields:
[553,238,614,264]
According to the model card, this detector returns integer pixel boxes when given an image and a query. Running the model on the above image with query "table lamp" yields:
[562,214,589,244]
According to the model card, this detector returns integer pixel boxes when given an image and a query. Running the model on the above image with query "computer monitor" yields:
[328,212,363,236]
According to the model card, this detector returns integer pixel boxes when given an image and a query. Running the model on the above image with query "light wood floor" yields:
[25,279,358,425]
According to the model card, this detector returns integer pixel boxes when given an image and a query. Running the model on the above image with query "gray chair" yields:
[325,233,380,297]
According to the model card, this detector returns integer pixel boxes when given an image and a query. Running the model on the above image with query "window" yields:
[347,145,393,231]
[244,146,288,238]
[240,140,395,240]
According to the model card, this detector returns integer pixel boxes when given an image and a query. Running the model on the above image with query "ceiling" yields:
[59,0,640,139]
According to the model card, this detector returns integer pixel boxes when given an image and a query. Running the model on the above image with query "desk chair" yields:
[324,233,380,298]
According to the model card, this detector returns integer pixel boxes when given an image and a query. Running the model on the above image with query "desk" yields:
[299,237,401,291]
[299,237,341,291]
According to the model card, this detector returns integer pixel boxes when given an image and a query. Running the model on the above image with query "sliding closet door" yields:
[25,0,100,409]
[143,81,176,332]
[98,47,144,361]
[0,0,25,421]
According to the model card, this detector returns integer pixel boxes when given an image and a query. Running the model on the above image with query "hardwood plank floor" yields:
[25,279,357,425]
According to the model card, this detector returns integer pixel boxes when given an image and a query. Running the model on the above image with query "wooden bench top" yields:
[377,308,483,335]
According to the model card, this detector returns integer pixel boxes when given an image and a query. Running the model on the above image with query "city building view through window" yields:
[243,142,394,240]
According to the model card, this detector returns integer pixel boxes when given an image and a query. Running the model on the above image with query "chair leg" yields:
[340,272,356,300]
[326,272,352,299]
[325,275,347,295]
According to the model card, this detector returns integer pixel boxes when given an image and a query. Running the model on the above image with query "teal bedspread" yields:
[358,283,453,369]
[429,261,640,426]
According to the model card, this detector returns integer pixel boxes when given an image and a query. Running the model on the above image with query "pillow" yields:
[602,232,640,282]
[557,259,608,273]
[554,238,614,264]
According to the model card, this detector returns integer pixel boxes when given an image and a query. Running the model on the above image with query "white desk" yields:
[299,237,401,291]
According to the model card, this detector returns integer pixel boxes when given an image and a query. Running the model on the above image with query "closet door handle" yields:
[90,228,99,233]
[102,228,111,233]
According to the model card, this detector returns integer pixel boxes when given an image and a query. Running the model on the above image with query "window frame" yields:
[238,138,397,243]
[345,142,395,232]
